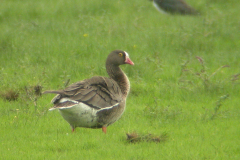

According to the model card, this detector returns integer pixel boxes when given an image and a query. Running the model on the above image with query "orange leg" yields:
[71,126,75,133]
[102,126,107,134]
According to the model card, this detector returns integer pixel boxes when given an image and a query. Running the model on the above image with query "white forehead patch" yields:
[124,51,129,57]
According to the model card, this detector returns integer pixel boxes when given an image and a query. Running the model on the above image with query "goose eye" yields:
[118,53,123,57]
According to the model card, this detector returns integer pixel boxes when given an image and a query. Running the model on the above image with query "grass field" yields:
[0,0,240,159]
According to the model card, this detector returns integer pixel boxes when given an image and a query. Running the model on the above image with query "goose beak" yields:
[125,57,134,65]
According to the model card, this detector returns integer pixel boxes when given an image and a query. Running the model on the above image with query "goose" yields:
[152,0,199,15]
[44,50,134,133]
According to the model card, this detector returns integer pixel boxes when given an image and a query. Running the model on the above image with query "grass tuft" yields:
[0,89,19,101]
[126,132,168,143]
[178,55,231,91]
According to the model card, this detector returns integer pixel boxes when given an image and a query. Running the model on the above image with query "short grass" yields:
[1,0,240,159]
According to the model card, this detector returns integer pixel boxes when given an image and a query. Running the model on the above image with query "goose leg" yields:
[102,126,107,134]
[71,126,75,132]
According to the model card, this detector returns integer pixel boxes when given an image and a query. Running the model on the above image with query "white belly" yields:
[58,103,98,128]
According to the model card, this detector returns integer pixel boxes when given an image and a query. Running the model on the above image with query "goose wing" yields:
[44,76,123,109]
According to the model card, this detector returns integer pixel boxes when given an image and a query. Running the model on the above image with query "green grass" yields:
[1,0,240,159]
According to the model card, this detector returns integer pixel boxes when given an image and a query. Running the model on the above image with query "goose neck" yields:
[106,64,130,98]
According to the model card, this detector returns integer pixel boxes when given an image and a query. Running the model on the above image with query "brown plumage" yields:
[44,50,134,133]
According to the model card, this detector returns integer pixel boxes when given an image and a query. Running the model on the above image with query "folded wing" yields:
[44,76,123,109]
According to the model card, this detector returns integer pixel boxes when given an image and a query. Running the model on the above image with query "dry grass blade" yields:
[210,94,229,120]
